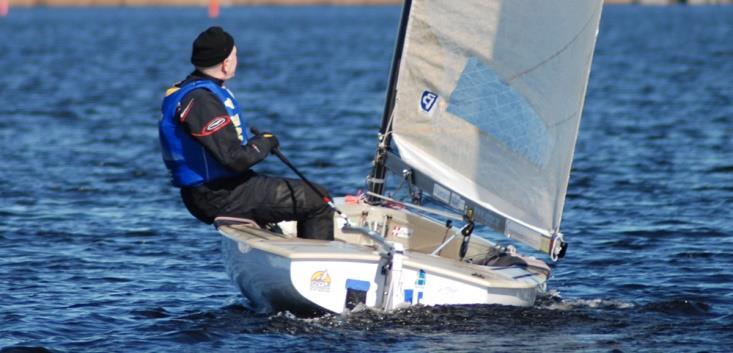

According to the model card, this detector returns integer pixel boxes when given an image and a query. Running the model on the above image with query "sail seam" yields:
[548,110,580,129]
[507,6,602,83]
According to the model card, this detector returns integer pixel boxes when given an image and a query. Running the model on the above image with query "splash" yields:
[536,290,635,311]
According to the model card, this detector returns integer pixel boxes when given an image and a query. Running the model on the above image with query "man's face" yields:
[223,46,238,80]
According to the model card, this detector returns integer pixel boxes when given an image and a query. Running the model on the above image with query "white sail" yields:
[389,0,603,254]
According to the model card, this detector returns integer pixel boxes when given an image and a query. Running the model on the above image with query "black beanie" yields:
[191,26,235,68]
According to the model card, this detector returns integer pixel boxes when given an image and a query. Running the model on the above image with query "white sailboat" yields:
[218,0,604,316]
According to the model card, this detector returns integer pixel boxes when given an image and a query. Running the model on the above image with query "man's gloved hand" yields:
[248,127,279,155]
[257,131,279,150]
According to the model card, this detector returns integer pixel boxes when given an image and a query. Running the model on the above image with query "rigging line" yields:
[365,191,463,222]
[507,5,601,83]
[379,108,398,145]
[389,167,417,204]
[393,171,407,197]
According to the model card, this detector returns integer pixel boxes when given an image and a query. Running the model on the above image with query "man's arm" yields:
[178,89,276,174]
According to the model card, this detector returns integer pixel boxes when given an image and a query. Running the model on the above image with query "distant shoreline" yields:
[7,0,401,6]
[5,0,732,6]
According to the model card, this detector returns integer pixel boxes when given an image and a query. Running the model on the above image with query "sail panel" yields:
[447,57,553,168]
[390,0,602,249]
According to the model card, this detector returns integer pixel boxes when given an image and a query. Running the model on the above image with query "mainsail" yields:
[371,0,603,258]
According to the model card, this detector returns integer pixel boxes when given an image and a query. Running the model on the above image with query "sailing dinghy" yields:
[218,0,603,315]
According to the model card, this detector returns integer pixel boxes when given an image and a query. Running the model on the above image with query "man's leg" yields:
[223,175,334,240]
[293,181,334,241]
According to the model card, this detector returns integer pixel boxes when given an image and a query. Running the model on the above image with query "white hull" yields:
[219,199,550,315]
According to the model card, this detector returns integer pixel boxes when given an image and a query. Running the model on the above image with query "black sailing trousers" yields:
[180,172,334,240]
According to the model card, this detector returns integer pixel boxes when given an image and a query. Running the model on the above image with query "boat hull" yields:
[222,236,385,315]
[222,237,324,316]
[220,220,547,315]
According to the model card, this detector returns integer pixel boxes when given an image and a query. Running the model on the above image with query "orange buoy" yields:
[208,0,219,19]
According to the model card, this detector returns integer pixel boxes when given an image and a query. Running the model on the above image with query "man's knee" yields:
[308,182,330,200]
[302,182,332,210]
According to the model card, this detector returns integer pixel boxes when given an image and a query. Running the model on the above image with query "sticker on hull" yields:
[310,270,331,292]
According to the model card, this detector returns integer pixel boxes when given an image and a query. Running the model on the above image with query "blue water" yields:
[1,5,732,353]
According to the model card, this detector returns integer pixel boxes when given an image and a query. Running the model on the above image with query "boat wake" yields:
[126,294,725,353]
[263,296,634,335]
[535,290,635,311]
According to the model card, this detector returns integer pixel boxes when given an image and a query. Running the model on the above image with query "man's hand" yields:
[249,127,279,152]
[257,131,279,150]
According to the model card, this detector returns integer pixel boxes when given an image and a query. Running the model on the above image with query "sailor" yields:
[159,26,334,240]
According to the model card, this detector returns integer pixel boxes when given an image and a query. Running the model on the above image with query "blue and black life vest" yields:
[159,80,247,187]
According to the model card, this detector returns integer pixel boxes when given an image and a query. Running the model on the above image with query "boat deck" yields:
[217,201,549,290]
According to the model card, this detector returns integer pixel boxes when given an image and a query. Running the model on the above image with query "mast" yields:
[367,0,412,203]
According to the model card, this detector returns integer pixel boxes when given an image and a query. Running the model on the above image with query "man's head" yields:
[191,26,237,81]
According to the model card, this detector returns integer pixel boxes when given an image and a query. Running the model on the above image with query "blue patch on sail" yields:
[447,57,551,167]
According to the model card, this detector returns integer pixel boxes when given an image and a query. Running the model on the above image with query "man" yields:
[159,26,334,240]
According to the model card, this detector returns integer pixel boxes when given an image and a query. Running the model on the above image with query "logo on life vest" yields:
[230,114,244,142]
[420,90,439,112]
[224,98,235,110]
[310,270,332,292]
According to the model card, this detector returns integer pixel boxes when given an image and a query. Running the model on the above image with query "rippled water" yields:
[1,5,732,353]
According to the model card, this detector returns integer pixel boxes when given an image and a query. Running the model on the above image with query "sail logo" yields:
[420,90,439,113]
[310,270,332,292]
